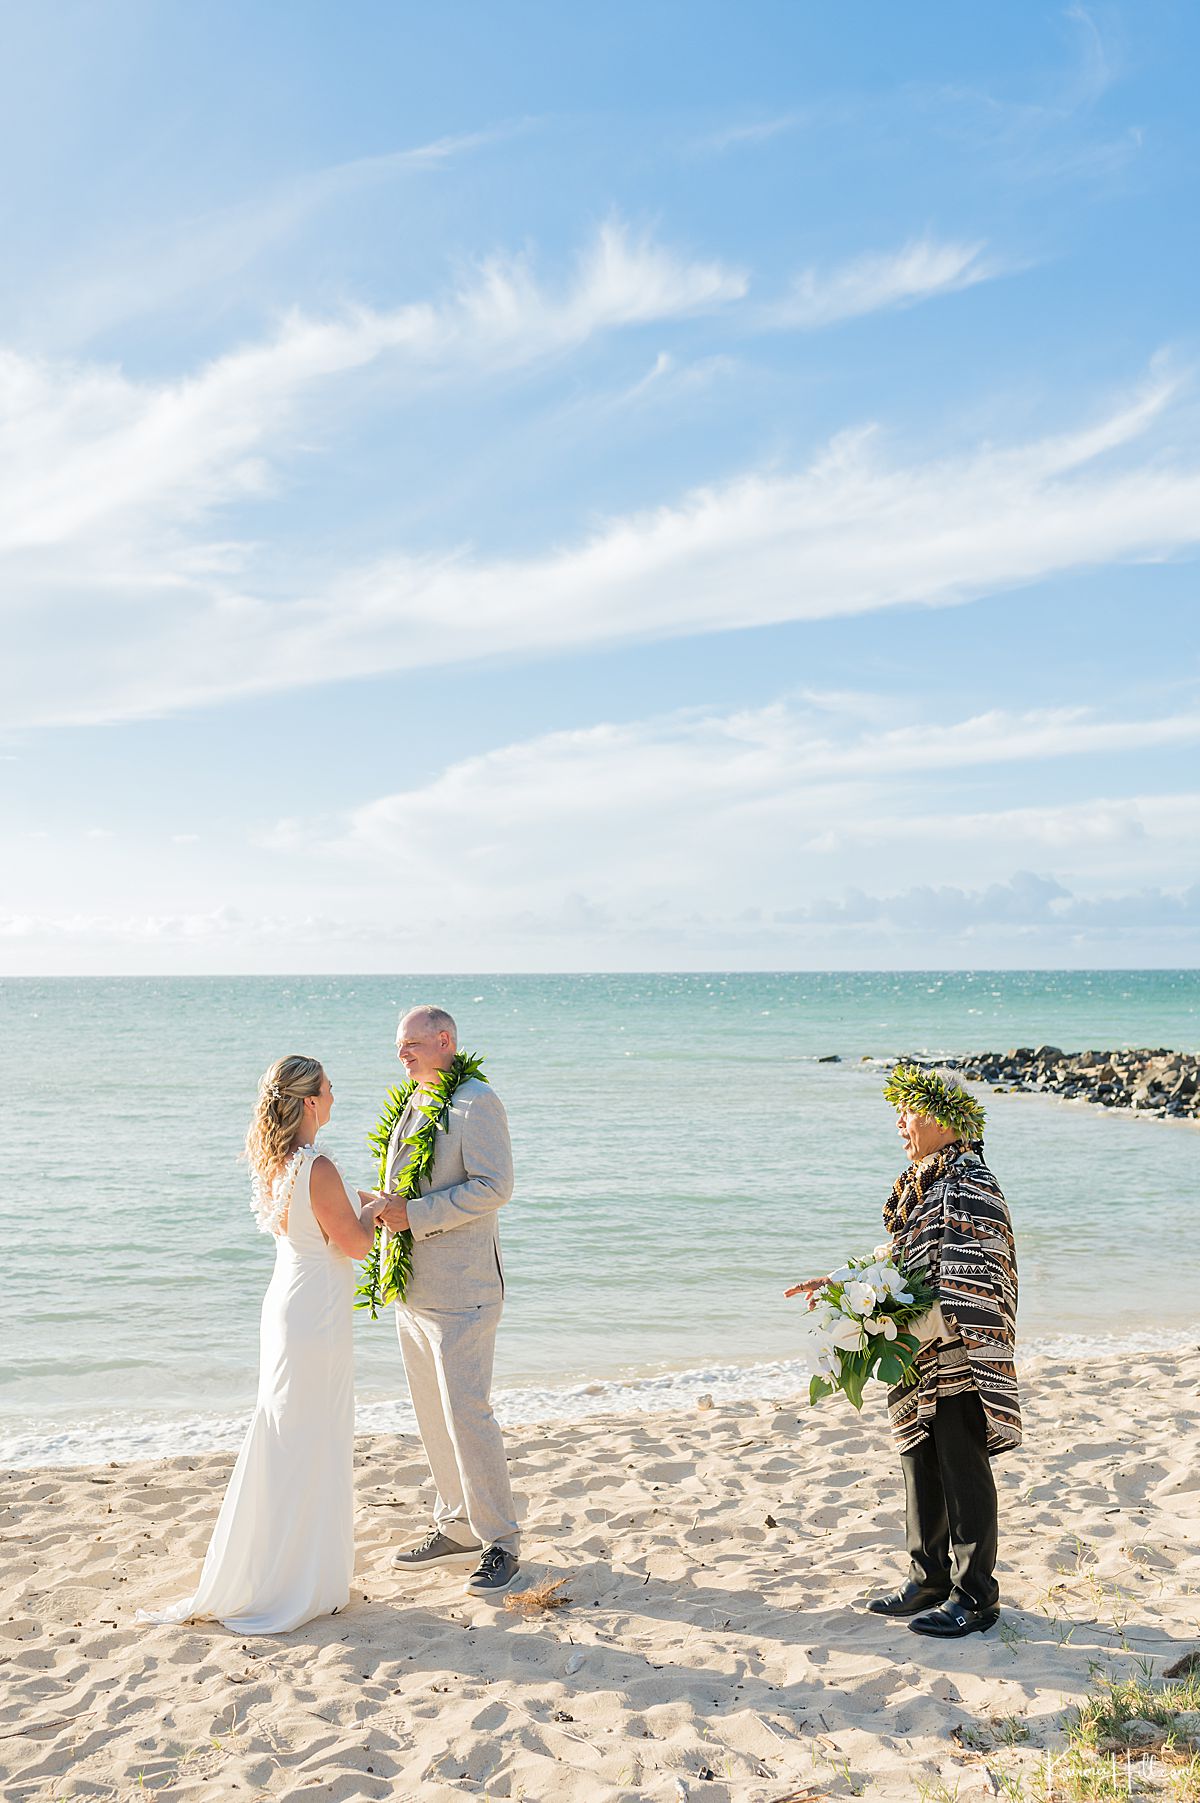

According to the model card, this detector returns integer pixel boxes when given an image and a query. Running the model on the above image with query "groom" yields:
[365,1005,521,1597]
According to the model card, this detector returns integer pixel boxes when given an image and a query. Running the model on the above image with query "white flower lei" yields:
[250,1141,326,1236]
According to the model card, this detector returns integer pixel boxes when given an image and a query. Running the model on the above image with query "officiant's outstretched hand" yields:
[785,1277,828,1304]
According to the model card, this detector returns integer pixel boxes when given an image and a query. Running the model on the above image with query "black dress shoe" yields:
[908,1598,1000,1638]
[866,1578,952,1618]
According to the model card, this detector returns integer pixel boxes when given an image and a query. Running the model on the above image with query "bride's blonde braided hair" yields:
[244,1054,324,1187]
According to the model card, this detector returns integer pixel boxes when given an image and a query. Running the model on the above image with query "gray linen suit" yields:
[385,1077,519,1554]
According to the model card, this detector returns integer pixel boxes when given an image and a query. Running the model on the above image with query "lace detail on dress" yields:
[250,1142,318,1236]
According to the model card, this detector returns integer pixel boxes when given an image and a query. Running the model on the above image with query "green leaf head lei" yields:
[354,1050,489,1319]
[882,1062,986,1144]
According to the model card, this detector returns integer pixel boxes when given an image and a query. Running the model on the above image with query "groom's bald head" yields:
[402,1005,457,1044]
[396,1005,458,1082]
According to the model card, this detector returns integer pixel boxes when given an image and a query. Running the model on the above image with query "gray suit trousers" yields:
[396,1299,519,1555]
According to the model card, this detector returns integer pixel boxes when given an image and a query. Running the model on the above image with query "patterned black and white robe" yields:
[883,1141,1021,1457]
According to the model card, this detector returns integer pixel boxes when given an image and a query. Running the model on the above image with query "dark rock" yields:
[817,1054,841,1063]
[897,1046,1199,1127]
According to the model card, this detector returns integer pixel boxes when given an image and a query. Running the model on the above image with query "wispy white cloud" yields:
[803,793,1198,861]
[787,869,1200,934]
[762,236,999,330]
[4,360,1199,727]
[14,123,532,349]
[458,221,746,346]
[818,704,1200,773]
[0,220,743,558]
[693,113,806,154]
[927,4,1139,192]
[11,872,1195,967]
[0,906,378,944]
[6,695,1195,967]
[558,349,738,425]
[1061,3,1119,111]
[264,697,1200,921]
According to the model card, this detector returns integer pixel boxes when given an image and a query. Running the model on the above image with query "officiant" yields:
[867,1065,1021,1639]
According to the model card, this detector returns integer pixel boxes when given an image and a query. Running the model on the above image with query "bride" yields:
[139,1055,384,1634]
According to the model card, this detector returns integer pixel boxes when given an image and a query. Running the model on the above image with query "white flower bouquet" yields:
[801,1248,938,1410]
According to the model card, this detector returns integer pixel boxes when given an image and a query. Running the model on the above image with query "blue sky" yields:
[1,0,1197,972]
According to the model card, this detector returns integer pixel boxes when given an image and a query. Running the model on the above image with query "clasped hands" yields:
[358,1191,410,1234]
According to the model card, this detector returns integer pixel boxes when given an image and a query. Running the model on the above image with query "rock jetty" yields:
[933,1047,1200,1121]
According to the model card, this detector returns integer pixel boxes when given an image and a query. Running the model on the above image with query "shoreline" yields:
[3,1346,1198,1801]
[5,1326,1199,1473]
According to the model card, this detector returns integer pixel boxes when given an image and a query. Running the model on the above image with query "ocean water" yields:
[2,970,1197,1467]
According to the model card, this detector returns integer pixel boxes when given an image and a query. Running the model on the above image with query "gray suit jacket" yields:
[384,1076,512,1310]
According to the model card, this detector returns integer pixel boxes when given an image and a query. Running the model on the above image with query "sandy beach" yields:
[3,1347,1198,1802]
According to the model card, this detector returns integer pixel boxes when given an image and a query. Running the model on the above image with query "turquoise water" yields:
[2,971,1197,1465]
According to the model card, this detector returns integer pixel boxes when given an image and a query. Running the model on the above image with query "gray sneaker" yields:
[464,1544,520,1597]
[392,1527,482,1570]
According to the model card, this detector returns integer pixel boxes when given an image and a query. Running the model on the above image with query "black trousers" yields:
[900,1388,999,1610]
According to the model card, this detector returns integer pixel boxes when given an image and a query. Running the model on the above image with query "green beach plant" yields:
[981,1664,1200,1801]
[1072,1666,1200,1753]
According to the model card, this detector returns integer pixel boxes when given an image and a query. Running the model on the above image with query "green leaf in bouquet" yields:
[838,1354,870,1411]
[876,1350,906,1385]
[808,1375,835,1405]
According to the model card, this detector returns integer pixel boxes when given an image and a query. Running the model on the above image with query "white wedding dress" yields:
[140,1145,358,1633]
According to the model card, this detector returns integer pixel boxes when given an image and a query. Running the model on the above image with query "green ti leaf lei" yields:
[354,1051,489,1318]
